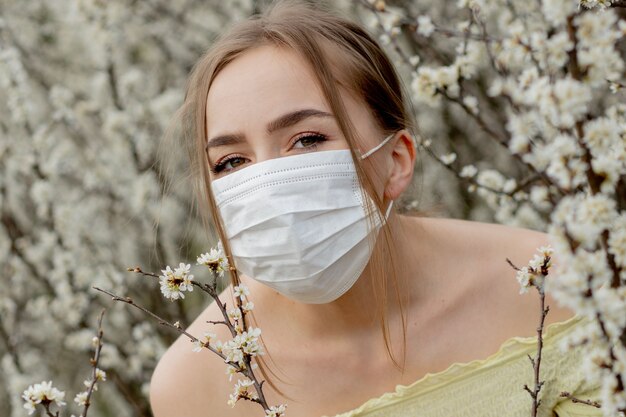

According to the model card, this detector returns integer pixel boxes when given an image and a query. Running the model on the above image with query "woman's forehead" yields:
[205,45,330,137]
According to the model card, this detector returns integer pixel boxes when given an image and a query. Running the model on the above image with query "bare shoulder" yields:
[463,218,578,328]
[149,288,260,417]
[429,217,577,329]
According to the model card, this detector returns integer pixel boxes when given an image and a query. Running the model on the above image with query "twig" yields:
[92,286,228,363]
[0,313,23,372]
[127,266,238,337]
[559,391,602,408]
[508,255,551,416]
[437,86,569,198]
[422,141,549,208]
[356,0,414,67]
[42,402,59,417]
[523,294,549,416]
[79,309,106,417]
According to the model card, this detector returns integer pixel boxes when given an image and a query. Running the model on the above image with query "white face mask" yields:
[211,134,394,304]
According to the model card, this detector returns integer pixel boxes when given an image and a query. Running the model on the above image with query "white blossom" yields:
[516,267,533,294]
[416,15,435,37]
[591,155,623,193]
[227,308,243,322]
[540,32,574,72]
[74,391,89,406]
[225,365,238,381]
[441,152,457,165]
[265,404,287,417]
[22,381,66,415]
[197,247,230,277]
[411,65,461,106]
[550,78,592,128]
[542,0,576,27]
[192,332,218,353]
[233,284,250,299]
[529,186,551,211]
[583,117,622,157]
[219,327,264,373]
[159,263,194,300]
[506,113,537,154]
[94,368,106,382]
[575,11,624,85]
[459,164,478,178]
[454,42,483,78]
[516,245,552,294]
[227,379,257,407]
[570,194,617,248]
[462,95,479,115]
[609,82,622,94]
[476,169,505,191]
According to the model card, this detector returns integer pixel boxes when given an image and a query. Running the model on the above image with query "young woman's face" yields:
[204,44,386,179]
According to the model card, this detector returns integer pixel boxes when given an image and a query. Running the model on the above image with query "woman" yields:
[150,1,600,416]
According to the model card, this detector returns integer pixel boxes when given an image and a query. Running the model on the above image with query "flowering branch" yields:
[92,287,229,361]
[561,13,626,409]
[508,246,553,416]
[126,265,238,337]
[77,309,106,417]
[418,139,531,198]
[361,2,574,207]
[564,20,623,286]
[94,246,286,416]
[356,0,414,68]
[22,311,108,417]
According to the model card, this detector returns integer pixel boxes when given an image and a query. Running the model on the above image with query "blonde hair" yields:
[164,0,428,392]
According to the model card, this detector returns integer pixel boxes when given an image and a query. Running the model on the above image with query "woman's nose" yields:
[250,144,285,164]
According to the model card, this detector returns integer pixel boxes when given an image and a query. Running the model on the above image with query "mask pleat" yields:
[220,173,361,237]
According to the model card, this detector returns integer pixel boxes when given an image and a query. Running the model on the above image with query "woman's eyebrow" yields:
[205,133,244,150]
[205,108,333,150]
[266,108,333,133]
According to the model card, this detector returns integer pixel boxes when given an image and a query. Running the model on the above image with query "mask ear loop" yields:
[384,200,394,219]
[359,133,395,159]
[358,132,397,224]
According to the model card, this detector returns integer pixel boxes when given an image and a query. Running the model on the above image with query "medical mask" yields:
[211,134,394,304]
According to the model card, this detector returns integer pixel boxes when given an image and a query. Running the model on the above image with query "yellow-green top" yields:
[326,314,602,417]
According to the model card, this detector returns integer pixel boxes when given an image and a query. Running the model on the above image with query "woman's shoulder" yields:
[424,216,563,281]
[458,217,577,331]
[149,287,261,417]
[421,216,577,339]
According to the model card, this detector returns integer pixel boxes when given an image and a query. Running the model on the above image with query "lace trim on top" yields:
[327,313,588,417]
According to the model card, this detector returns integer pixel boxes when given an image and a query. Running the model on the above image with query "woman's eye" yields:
[292,133,328,150]
[213,156,248,174]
